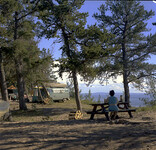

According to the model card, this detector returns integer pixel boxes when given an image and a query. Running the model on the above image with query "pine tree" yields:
[0,0,15,101]
[11,0,40,110]
[38,0,114,111]
[0,0,54,108]
[0,0,40,109]
[94,0,156,104]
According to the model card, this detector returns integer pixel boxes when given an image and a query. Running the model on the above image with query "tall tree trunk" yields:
[61,27,82,111]
[72,70,82,111]
[122,43,130,105]
[123,70,130,104]
[0,51,8,101]
[15,58,27,110]
[122,19,130,106]
[14,11,27,110]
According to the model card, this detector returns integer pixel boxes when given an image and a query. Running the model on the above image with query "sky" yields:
[38,1,156,94]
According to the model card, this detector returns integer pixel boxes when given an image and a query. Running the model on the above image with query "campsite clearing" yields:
[0,100,156,150]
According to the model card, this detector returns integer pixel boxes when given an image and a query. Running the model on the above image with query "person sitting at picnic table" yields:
[108,90,118,120]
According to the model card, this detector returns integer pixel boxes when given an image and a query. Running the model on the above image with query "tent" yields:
[7,85,16,90]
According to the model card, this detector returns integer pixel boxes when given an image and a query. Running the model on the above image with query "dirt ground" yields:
[0,101,156,150]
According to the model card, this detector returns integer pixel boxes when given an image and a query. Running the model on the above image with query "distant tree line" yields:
[0,0,155,111]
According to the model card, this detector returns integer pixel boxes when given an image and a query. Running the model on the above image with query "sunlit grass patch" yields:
[137,105,156,112]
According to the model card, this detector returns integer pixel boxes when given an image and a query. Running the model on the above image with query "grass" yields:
[81,99,94,105]
[136,105,156,112]
[9,98,156,122]
[9,98,92,122]
[81,98,100,105]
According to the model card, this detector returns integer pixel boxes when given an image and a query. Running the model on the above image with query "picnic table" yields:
[86,102,136,121]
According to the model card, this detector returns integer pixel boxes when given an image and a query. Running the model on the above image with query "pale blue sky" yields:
[38,1,156,93]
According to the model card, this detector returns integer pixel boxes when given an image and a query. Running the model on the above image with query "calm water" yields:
[82,93,150,107]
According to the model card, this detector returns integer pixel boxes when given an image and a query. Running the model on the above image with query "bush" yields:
[140,77,156,107]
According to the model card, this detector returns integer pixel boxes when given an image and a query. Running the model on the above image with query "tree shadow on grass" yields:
[11,107,75,117]
[0,118,155,150]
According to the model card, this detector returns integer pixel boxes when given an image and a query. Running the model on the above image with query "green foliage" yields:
[38,0,115,81]
[94,0,155,78]
[3,39,54,90]
[0,0,54,109]
[141,98,156,107]
[139,77,156,106]
[58,25,115,82]
[23,48,54,89]
[94,0,156,101]
[38,0,115,111]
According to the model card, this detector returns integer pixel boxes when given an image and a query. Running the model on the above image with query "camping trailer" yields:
[32,83,70,103]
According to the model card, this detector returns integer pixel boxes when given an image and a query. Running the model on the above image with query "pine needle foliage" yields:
[94,0,156,104]
[38,0,115,111]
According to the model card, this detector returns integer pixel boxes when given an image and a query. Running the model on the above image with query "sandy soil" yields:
[0,101,156,150]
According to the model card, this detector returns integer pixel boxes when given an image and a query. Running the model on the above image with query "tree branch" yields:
[18,0,40,21]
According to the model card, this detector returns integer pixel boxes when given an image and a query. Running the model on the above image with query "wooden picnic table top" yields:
[89,102,132,111]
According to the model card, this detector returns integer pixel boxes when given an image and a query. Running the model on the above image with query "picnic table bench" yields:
[86,102,136,121]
